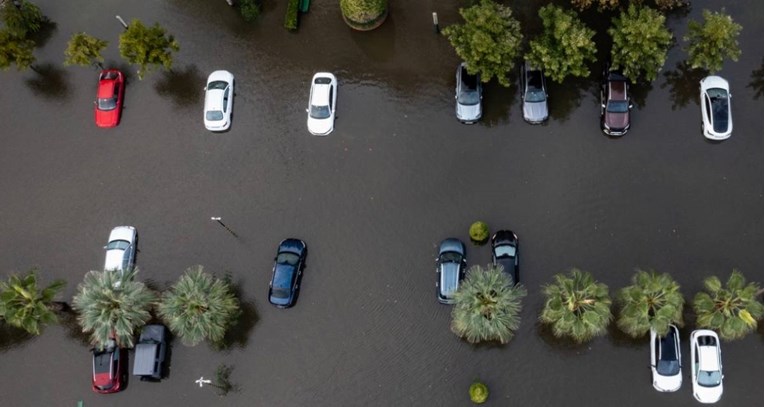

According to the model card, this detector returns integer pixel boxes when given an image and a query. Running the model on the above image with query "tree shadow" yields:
[535,321,592,356]
[480,80,516,128]
[25,63,71,100]
[59,309,93,347]
[660,61,708,110]
[747,63,763,100]
[605,321,645,349]
[630,79,653,110]
[29,18,57,48]
[0,322,35,353]
[154,64,204,108]
[548,74,592,123]
[213,275,259,352]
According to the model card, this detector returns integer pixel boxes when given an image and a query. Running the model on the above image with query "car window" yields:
[223,88,229,112]
[207,80,227,91]
[439,251,463,263]
[310,105,331,119]
[494,244,516,257]
[106,240,130,251]
[206,110,224,121]
[606,100,629,113]
[329,87,334,109]
[709,91,729,132]
[698,370,722,387]
[97,97,118,111]
[277,252,299,266]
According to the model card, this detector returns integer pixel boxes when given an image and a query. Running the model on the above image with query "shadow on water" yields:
[481,80,516,127]
[59,310,93,347]
[535,321,592,356]
[660,61,708,110]
[25,63,70,100]
[347,15,396,64]
[213,275,259,352]
[605,321,645,349]
[548,75,592,123]
[747,63,763,100]
[154,65,205,108]
[0,322,34,353]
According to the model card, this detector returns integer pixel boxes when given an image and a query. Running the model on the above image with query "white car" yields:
[104,226,137,279]
[204,70,234,131]
[700,76,732,140]
[650,324,682,392]
[306,72,337,135]
[690,329,723,404]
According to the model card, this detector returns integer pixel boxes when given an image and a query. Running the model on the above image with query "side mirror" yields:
[601,103,606,108]
[103,245,108,249]
[305,108,309,113]
[629,103,633,109]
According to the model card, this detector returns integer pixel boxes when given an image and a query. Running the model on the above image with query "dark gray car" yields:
[436,238,467,304]
[133,324,168,381]
[520,62,549,124]
[455,63,482,124]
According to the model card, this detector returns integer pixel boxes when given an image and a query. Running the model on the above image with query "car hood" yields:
[104,249,125,271]
[307,117,333,135]
[96,109,119,128]
[653,368,682,392]
[693,382,723,403]
[604,112,629,130]
[93,371,115,389]
[456,102,481,122]
[523,101,548,123]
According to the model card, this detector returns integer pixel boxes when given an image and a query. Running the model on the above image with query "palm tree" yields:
[339,0,388,31]
[450,264,527,344]
[71,269,155,349]
[540,269,612,343]
[616,269,684,338]
[693,269,763,341]
[158,266,241,347]
[0,269,65,335]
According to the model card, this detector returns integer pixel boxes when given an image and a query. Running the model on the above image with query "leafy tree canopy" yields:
[685,9,742,72]
[0,29,35,70]
[526,5,596,84]
[442,0,522,87]
[616,269,684,338]
[1,0,44,38]
[0,269,65,335]
[609,4,673,82]
[64,32,107,68]
[119,19,179,80]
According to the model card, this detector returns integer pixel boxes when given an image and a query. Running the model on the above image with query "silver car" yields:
[436,238,467,304]
[455,63,482,124]
[520,62,549,124]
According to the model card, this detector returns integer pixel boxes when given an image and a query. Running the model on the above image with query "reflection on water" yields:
[661,61,707,110]
[747,64,763,100]
[548,75,592,123]
[154,65,205,108]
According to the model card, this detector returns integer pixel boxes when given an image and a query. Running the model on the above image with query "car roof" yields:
[440,262,459,296]
[698,346,720,371]
[311,83,331,106]
[608,80,627,100]
[97,80,116,98]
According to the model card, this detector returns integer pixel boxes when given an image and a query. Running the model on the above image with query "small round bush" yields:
[469,381,489,404]
[469,221,489,244]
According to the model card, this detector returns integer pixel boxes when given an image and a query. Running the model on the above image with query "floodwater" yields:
[0,0,762,406]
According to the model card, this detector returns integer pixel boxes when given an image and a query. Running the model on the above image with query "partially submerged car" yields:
[436,238,467,304]
[268,238,307,308]
[92,339,124,394]
[650,324,682,392]
[519,62,549,124]
[133,324,168,381]
[490,230,519,285]
[455,62,482,124]
[691,329,723,404]
[306,72,337,136]
[95,69,125,128]
[700,76,732,140]
[600,66,632,136]
[203,70,235,131]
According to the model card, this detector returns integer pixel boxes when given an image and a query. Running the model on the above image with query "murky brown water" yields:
[0,0,762,405]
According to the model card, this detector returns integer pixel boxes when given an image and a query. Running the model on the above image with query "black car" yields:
[490,230,519,285]
[268,238,307,308]
[133,324,168,381]
[600,64,632,136]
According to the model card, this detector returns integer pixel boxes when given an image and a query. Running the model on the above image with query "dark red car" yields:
[92,340,124,394]
[95,69,125,128]
[600,66,632,136]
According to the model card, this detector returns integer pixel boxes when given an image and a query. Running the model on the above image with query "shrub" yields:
[469,381,489,404]
[284,0,299,30]
[239,0,260,23]
[469,221,489,244]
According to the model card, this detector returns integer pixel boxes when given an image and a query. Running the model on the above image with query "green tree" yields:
[118,19,179,80]
[450,264,526,344]
[570,0,618,11]
[693,270,763,341]
[442,0,522,87]
[685,9,742,72]
[64,32,107,68]
[339,0,388,30]
[526,5,597,84]
[609,5,673,83]
[0,269,66,335]
[616,269,684,338]
[0,29,35,71]
[158,266,241,346]
[540,269,612,343]
[469,381,489,404]
[72,269,156,349]
[238,0,260,22]
[0,0,44,38]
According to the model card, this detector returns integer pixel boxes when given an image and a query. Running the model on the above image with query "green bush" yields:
[239,0,260,22]
[284,0,299,30]
[469,381,489,404]
[469,221,489,244]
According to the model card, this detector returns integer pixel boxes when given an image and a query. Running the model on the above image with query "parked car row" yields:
[650,326,724,404]
[92,324,168,394]
[452,62,733,141]
[435,230,520,304]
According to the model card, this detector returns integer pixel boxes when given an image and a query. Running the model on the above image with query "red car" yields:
[94,69,125,127]
[92,340,124,394]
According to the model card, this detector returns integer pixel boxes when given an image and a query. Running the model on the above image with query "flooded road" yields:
[0,0,762,406]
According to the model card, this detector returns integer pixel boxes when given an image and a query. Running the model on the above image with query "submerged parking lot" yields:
[0,0,762,405]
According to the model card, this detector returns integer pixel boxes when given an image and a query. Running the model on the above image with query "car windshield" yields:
[494,244,516,257]
[277,252,299,266]
[97,97,118,111]
[525,72,546,103]
[106,240,130,251]
[657,360,680,376]
[310,105,331,119]
[606,100,629,113]
[697,370,722,387]
[271,288,290,299]
[207,81,228,91]
[439,251,462,263]
[708,89,729,132]
[206,110,224,121]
